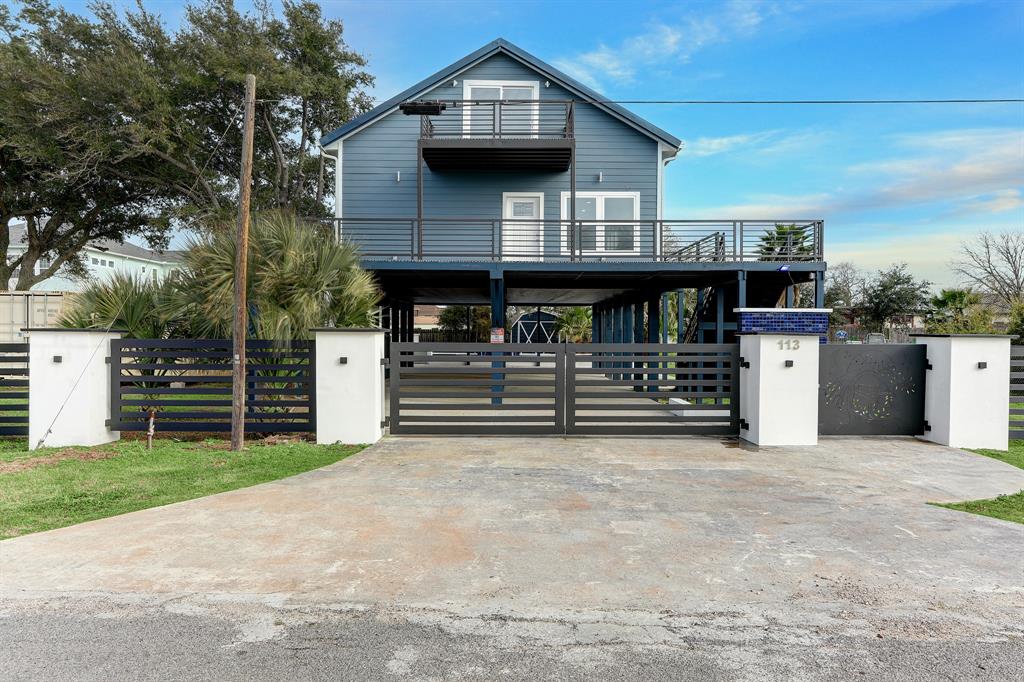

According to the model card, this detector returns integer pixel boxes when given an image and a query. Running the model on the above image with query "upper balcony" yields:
[403,99,575,172]
[318,218,825,266]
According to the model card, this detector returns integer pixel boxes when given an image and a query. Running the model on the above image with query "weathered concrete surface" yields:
[2,436,1024,680]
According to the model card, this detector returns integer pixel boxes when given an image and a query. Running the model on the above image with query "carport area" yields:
[3,436,1024,679]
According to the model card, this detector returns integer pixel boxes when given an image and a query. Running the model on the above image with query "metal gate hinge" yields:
[380,358,388,366]
[739,419,749,431]
[923,420,931,432]
[104,356,111,364]
[739,356,750,369]
[381,417,391,428]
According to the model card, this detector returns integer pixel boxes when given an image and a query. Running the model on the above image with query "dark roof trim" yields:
[320,38,681,149]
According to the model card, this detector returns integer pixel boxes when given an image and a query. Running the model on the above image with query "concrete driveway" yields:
[3,436,1024,680]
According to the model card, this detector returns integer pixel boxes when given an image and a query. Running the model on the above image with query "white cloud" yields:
[688,128,1024,218]
[552,1,762,89]
[827,232,964,286]
[681,128,828,158]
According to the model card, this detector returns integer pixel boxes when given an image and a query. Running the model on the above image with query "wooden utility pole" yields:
[231,74,257,452]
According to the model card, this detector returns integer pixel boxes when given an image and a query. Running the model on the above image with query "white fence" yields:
[0,291,66,341]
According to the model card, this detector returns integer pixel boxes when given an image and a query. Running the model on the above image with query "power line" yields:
[583,98,1024,105]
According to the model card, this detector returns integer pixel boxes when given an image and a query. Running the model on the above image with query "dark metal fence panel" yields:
[389,342,564,435]
[110,339,315,433]
[565,343,739,436]
[1011,346,1023,441]
[0,342,29,436]
[819,344,927,436]
[388,342,739,436]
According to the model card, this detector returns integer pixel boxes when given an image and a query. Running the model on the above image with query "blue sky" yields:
[60,0,1024,285]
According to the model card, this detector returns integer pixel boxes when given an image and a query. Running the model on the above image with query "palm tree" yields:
[60,271,182,338]
[556,306,592,342]
[757,223,813,261]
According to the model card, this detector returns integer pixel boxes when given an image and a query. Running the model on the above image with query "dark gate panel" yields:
[389,342,564,435]
[566,343,739,436]
[1011,346,1023,441]
[819,344,926,436]
[110,339,315,433]
[0,342,29,436]
[388,342,740,436]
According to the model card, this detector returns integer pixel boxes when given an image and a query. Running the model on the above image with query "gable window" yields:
[462,80,539,138]
[560,192,640,255]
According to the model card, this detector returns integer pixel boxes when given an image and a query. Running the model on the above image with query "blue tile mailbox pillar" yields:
[734,308,832,344]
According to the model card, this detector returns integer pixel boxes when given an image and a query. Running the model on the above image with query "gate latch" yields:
[739,419,749,431]
[739,356,750,369]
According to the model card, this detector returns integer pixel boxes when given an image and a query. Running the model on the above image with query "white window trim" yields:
[559,191,641,256]
[502,192,544,261]
[462,80,540,138]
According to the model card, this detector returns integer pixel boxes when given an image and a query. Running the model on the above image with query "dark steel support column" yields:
[632,301,645,391]
[676,290,686,343]
[814,269,825,308]
[737,271,747,309]
[646,295,660,392]
[416,142,424,260]
[785,285,794,308]
[661,293,670,344]
[570,140,577,261]
[591,304,600,343]
[490,277,506,405]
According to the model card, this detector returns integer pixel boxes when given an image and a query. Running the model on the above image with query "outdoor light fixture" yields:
[396,171,401,183]
[777,265,791,272]
[978,361,987,369]
[399,101,447,116]
[52,355,62,364]
[597,171,603,183]
[785,360,794,367]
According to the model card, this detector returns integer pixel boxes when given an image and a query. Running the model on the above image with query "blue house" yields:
[320,38,826,344]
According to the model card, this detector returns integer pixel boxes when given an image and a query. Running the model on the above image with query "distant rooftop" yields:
[7,222,183,263]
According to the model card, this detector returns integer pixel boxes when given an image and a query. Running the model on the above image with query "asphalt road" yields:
[3,593,1021,681]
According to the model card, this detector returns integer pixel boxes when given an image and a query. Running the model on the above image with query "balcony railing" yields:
[314,218,824,264]
[416,99,574,140]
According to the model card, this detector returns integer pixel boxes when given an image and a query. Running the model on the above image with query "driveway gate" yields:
[388,342,739,436]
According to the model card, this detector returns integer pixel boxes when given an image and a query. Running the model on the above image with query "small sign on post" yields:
[490,327,505,344]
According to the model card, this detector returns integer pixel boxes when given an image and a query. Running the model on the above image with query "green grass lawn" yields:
[0,437,363,538]
[934,440,1024,525]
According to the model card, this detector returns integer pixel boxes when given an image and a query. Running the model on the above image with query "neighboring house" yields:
[414,304,442,329]
[320,38,826,343]
[5,222,182,292]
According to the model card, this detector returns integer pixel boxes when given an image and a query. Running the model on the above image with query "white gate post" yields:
[739,332,820,446]
[26,328,122,450]
[911,334,1014,450]
[312,328,387,444]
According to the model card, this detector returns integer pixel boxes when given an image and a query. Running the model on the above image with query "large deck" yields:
[321,218,825,264]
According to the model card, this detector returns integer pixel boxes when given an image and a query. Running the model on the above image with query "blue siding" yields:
[341,53,660,256]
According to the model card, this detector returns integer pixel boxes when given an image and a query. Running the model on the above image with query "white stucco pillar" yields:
[26,328,122,450]
[312,328,386,445]
[739,333,820,446]
[912,334,1014,450]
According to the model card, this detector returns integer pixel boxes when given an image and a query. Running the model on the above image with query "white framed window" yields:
[462,80,539,138]
[560,191,641,255]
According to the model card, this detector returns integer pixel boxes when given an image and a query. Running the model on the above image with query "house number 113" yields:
[777,339,801,350]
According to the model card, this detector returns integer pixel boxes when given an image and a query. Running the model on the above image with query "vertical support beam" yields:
[416,142,424,260]
[661,293,670,343]
[632,301,644,392]
[646,295,660,392]
[389,301,400,346]
[591,304,600,343]
[695,288,705,343]
[489,277,506,405]
[737,271,747,309]
[785,285,795,308]
[715,287,725,344]
[570,140,577,261]
[814,269,825,309]
[676,290,686,343]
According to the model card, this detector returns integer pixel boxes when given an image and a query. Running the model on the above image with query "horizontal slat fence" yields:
[566,343,739,436]
[0,342,29,436]
[389,342,564,435]
[110,339,315,433]
[1012,345,1023,441]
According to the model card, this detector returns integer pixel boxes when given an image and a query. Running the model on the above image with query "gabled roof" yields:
[321,38,682,149]
[7,222,183,263]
